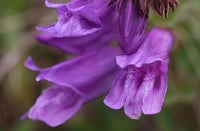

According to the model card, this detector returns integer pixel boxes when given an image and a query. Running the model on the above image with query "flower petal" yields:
[116,28,173,68]
[28,85,84,127]
[25,48,120,95]
[142,74,167,114]
[40,0,114,37]
[122,67,145,119]
[104,71,127,109]
[38,0,111,37]
[37,7,101,37]
[36,25,116,54]
[37,0,118,54]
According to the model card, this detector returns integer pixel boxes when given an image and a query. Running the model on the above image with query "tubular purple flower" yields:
[36,0,118,54]
[36,27,116,54]
[104,28,173,119]
[117,0,147,54]
[24,47,120,127]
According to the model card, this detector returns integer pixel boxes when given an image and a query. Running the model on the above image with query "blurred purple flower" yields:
[24,47,120,127]
[104,28,173,119]
[36,0,118,54]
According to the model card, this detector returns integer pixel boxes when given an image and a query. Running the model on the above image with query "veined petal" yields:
[122,66,145,119]
[105,55,170,118]
[124,91,143,119]
[28,85,84,127]
[142,73,167,114]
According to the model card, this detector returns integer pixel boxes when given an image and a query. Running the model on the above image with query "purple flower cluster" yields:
[25,0,174,127]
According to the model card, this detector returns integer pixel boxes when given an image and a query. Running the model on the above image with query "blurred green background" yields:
[0,0,199,131]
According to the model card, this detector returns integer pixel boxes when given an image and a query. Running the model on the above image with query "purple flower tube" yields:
[24,47,120,127]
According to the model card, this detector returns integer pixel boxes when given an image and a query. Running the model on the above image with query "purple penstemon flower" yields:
[24,47,120,127]
[104,28,173,119]
[36,0,118,54]
[104,0,174,119]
